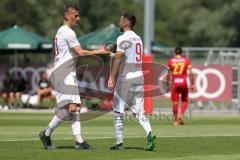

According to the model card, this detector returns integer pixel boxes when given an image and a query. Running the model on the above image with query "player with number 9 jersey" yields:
[108,12,156,151]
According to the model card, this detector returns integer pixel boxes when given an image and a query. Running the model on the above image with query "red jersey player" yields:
[167,47,195,127]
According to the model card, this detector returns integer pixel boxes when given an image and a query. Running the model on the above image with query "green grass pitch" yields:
[0,112,240,160]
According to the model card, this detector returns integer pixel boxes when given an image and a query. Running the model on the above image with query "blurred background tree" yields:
[155,0,240,47]
[0,0,240,47]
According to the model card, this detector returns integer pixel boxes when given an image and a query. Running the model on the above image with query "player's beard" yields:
[119,26,124,32]
[75,20,80,26]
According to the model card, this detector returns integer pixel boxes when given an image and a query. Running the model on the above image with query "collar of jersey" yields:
[175,55,182,58]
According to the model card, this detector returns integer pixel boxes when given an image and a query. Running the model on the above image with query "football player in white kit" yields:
[39,5,111,150]
[108,12,156,151]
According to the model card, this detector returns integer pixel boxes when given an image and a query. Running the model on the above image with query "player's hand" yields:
[98,48,112,54]
[104,42,117,53]
[108,77,115,88]
[98,48,113,54]
[109,53,116,58]
[109,52,124,58]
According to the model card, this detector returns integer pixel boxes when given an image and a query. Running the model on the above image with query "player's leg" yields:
[179,86,189,125]
[110,111,124,150]
[59,71,91,148]
[110,98,124,150]
[69,104,93,149]
[69,104,83,144]
[39,69,88,149]
[131,86,152,136]
[39,106,69,149]
[15,92,21,108]
[171,86,179,127]
[131,84,156,151]
[9,92,15,109]
[2,92,9,107]
[132,111,156,151]
[39,86,76,149]
[109,81,127,150]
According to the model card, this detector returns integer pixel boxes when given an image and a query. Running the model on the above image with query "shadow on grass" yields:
[56,145,146,151]
[124,146,145,150]
[56,146,98,150]
[56,146,75,149]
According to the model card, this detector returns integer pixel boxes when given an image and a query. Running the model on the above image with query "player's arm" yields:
[108,36,125,88]
[165,69,172,92]
[166,60,172,85]
[165,68,171,82]
[67,31,111,56]
[188,66,195,90]
[108,52,123,88]
[72,45,111,56]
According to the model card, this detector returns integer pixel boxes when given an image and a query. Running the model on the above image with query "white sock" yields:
[45,115,63,136]
[71,120,83,143]
[114,112,124,144]
[135,114,152,136]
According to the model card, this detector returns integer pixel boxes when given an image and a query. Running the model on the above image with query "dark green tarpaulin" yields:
[0,25,52,50]
[78,24,122,50]
[0,25,53,66]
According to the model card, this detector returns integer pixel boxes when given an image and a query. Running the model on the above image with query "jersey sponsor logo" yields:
[119,40,132,50]
[174,78,184,83]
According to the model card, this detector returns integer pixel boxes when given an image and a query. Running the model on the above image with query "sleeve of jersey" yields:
[66,31,80,49]
[116,36,125,53]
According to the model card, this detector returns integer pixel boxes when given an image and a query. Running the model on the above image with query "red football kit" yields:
[167,55,192,122]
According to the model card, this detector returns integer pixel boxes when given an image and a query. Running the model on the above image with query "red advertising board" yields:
[0,64,233,102]
[162,66,232,101]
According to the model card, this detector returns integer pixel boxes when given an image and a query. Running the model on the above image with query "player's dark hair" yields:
[122,12,136,28]
[63,5,79,19]
[175,47,183,55]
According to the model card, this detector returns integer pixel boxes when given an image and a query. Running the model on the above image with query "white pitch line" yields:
[0,136,134,142]
[0,134,240,142]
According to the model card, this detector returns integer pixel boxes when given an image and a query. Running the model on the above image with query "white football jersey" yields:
[116,30,143,84]
[52,25,82,107]
[54,25,80,69]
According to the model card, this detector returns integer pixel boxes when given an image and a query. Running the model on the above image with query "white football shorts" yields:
[113,81,144,114]
[54,71,81,108]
